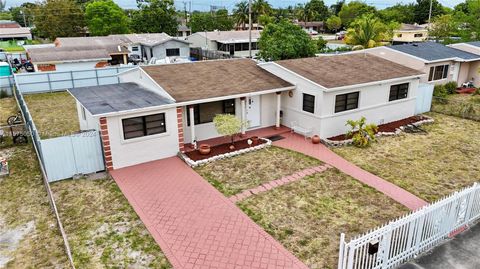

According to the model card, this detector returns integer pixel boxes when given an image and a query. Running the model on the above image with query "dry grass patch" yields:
[0,145,69,268]
[333,113,480,202]
[238,169,408,269]
[24,91,79,139]
[194,146,322,196]
[0,97,17,125]
[50,178,171,269]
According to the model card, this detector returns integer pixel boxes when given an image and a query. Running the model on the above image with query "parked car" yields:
[24,61,34,72]
[128,54,142,65]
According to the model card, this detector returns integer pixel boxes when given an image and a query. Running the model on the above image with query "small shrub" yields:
[433,84,448,98]
[473,88,480,96]
[458,102,476,117]
[444,81,458,94]
[213,114,248,145]
[0,89,8,98]
[345,117,378,148]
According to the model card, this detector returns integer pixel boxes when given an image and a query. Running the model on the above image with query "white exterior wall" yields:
[186,33,217,50]
[260,62,420,138]
[151,40,190,60]
[76,101,99,131]
[107,107,179,169]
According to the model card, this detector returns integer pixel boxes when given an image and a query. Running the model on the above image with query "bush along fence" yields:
[15,65,134,94]
[431,96,480,121]
[13,85,76,269]
[338,183,480,269]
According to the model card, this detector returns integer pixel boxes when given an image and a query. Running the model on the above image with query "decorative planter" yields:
[251,136,259,146]
[311,135,321,144]
[198,144,211,155]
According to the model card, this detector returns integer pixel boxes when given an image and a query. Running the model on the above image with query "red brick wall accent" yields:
[177,107,185,153]
[99,117,113,171]
[37,64,56,72]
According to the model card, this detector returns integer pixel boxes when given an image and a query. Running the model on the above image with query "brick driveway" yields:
[111,157,308,269]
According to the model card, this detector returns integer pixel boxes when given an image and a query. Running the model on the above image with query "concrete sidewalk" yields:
[398,223,480,269]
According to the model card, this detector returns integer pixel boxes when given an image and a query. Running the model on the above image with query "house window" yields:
[302,93,315,113]
[389,83,409,101]
[414,33,423,38]
[131,46,139,52]
[397,33,403,37]
[166,48,180,57]
[122,113,166,140]
[335,92,359,113]
[428,65,449,81]
[187,99,236,126]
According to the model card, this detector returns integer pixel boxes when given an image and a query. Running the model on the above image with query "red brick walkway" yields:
[274,133,428,210]
[111,157,308,269]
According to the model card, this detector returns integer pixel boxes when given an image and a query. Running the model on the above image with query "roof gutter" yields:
[89,85,296,118]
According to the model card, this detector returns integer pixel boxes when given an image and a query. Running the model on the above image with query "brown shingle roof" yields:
[27,47,110,63]
[276,54,424,89]
[141,59,292,102]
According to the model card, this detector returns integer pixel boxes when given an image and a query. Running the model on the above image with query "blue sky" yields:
[5,0,462,10]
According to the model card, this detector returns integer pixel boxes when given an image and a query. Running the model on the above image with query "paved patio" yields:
[273,133,428,210]
[111,157,308,269]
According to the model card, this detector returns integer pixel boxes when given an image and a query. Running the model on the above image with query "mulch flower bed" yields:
[185,138,267,161]
[327,115,430,141]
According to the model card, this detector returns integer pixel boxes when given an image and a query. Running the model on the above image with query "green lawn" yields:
[194,146,322,196]
[239,169,408,269]
[24,91,79,139]
[431,93,480,121]
[0,97,17,125]
[50,178,172,268]
[333,113,480,202]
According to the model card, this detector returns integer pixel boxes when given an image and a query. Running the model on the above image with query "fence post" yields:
[47,73,52,93]
[70,71,75,88]
[380,225,393,269]
[116,67,120,84]
[338,233,346,269]
[95,69,99,85]
[465,182,478,224]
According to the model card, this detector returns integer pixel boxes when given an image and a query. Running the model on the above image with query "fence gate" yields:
[40,130,105,182]
[415,83,434,115]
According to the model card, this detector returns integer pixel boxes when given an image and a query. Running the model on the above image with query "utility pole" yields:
[248,0,252,58]
[428,0,433,24]
[21,9,27,27]
[183,1,187,23]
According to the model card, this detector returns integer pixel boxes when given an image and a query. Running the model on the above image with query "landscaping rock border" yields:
[179,138,273,167]
[322,116,435,147]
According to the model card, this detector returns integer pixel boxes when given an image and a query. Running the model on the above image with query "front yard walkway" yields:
[111,157,308,269]
[273,133,428,210]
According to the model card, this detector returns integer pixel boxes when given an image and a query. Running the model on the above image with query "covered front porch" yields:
[180,90,287,150]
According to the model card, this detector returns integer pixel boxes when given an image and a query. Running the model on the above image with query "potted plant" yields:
[250,136,259,145]
[198,144,211,155]
[213,114,248,150]
[311,135,320,144]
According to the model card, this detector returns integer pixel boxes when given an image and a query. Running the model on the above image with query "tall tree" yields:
[344,14,390,49]
[326,15,342,32]
[429,14,457,42]
[304,0,329,21]
[189,9,234,33]
[10,3,37,27]
[258,19,317,60]
[33,0,85,40]
[295,4,315,23]
[233,1,249,30]
[130,0,177,35]
[330,0,344,16]
[378,4,415,24]
[252,0,271,23]
[85,0,129,36]
[338,1,376,27]
[414,0,445,24]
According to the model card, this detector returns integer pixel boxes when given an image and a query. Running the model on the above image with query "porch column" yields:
[240,97,246,135]
[275,92,281,129]
[188,105,196,148]
[123,54,128,65]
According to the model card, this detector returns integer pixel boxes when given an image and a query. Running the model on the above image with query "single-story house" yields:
[294,21,325,34]
[0,20,22,28]
[110,33,191,62]
[392,23,429,44]
[69,54,425,170]
[187,30,261,57]
[0,27,31,41]
[259,54,424,138]
[177,25,191,39]
[363,42,480,87]
[26,46,111,72]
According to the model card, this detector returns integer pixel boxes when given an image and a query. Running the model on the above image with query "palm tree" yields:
[233,1,249,30]
[253,0,271,21]
[295,4,315,25]
[344,14,387,49]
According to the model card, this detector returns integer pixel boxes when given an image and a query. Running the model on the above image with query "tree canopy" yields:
[414,0,445,24]
[344,14,392,49]
[33,0,85,40]
[189,9,234,33]
[258,19,317,61]
[338,1,376,27]
[130,0,177,35]
[85,0,129,36]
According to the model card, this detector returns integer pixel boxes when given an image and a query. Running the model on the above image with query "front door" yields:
[246,95,261,128]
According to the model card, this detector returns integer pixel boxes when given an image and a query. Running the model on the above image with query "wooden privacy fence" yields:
[338,183,480,269]
[15,65,134,94]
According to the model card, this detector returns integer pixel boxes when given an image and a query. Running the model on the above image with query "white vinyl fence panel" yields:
[15,66,135,94]
[40,130,105,182]
[0,75,14,95]
[415,83,434,115]
[338,183,480,269]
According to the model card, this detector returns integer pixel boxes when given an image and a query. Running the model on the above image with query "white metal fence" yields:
[15,65,134,94]
[415,83,434,115]
[338,183,480,269]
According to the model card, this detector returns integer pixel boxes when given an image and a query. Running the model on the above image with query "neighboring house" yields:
[0,27,32,41]
[26,46,111,72]
[259,54,424,138]
[392,24,428,44]
[294,21,325,34]
[0,20,21,28]
[69,54,425,170]
[187,30,261,57]
[69,59,293,169]
[177,25,192,39]
[111,33,190,62]
[364,42,480,87]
